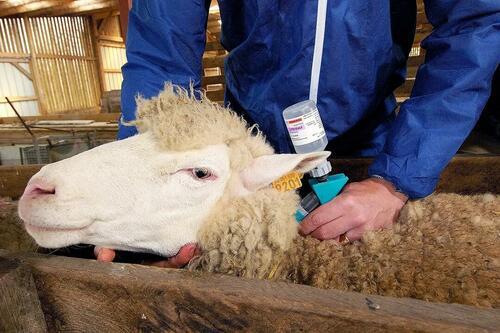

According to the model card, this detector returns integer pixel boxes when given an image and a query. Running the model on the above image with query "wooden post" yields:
[23,17,46,115]
[118,0,131,42]
[91,15,106,94]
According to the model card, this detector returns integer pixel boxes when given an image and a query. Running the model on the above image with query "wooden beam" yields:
[0,0,64,17]
[103,68,122,73]
[203,54,225,68]
[35,54,96,61]
[0,251,498,333]
[98,35,124,43]
[118,0,131,41]
[24,0,118,17]
[0,52,30,63]
[206,89,224,102]
[394,79,415,97]
[0,96,37,104]
[9,62,32,80]
[205,41,224,52]
[91,16,106,95]
[0,112,119,124]
[23,17,45,115]
[0,257,48,333]
[202,74,225,87]
[0,165,43,199]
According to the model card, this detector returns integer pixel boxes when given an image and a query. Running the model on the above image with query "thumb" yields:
[94,246,116,262]
[150,243,199,268]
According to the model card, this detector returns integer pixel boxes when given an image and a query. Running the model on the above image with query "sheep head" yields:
[18,85,330,257]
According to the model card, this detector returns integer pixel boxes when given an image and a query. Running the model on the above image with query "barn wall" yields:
[0,18,38,117]
[0,17,101,117]
[94,15,126,92]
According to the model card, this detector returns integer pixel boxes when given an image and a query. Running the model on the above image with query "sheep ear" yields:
[240,151,331,192]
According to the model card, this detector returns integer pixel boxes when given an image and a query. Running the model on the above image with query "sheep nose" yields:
[23,182,56,198]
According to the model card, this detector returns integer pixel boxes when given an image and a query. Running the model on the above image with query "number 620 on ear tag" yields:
[272,172,303,192]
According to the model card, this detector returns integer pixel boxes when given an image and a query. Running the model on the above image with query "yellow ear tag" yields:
[272,172,303,192]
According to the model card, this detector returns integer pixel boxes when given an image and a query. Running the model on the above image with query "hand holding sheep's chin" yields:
[299,178,408,242]
[94,243,199,268]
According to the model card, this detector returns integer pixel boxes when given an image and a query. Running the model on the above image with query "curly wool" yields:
[134,84,273,172]
[134,85,499,308]
[191,192,500,308]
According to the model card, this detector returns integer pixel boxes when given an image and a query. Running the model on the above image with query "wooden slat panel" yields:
[0,251,498,333]
[22,16,102,114]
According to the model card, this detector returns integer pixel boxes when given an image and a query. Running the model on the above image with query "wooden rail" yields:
[1,156,499,199]
[0,251,498,333]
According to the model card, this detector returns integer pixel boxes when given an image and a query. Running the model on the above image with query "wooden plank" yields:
[0,96,37,104]
[118,0,131,41]
[0,165,43,199]
[394,79,415,97]
[35,54,96,61]
[0,112,120,124]
[24,17,45,115]
[0,51,30,62]
[0,251,498,333]
[1,0,118,17]
[202,74,225,87]
[98,35,124,43]
[205,40,224,52]
[103,68,122,73]
[0,257,48,333]
[91,16,106,94]
[206,89,224,102]
[9,61,32,80]
[202,54,225,68]
[407,54,425,67]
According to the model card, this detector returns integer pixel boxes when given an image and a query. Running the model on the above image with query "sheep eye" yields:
[192,168,212,180]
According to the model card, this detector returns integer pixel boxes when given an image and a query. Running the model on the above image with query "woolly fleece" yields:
[133,84,499,308]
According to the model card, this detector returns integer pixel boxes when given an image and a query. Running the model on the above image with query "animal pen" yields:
[0,1,499,332]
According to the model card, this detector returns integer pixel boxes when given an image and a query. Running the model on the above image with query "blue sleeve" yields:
[369,0,500,199]
[119,0,210,139]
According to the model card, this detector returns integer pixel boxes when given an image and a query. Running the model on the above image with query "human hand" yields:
[299,178,408,242]
[94,243,199,268]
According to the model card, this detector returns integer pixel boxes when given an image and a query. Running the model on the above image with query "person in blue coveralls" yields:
[95,0,500,266]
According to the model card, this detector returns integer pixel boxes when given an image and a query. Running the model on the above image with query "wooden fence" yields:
[1,250,499,332]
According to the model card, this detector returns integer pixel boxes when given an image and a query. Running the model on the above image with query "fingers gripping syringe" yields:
[282,100,349,222]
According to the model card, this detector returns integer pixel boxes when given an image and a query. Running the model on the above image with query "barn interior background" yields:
[0,0,498,167]
[0,2,498,332]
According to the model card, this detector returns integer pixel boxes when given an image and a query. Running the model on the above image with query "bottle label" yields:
[285,106,326,146]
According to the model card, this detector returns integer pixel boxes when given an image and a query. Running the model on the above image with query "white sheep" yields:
[18,85,500,308]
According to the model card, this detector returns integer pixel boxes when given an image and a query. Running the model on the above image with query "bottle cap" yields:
[309,160,332,179]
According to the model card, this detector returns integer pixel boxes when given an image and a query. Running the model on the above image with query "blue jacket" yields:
[119,0,500,199]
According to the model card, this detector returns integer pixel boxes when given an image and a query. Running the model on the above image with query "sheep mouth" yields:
[24,222,90,233]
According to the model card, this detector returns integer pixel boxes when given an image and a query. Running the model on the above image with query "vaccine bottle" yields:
[283,100,331,179]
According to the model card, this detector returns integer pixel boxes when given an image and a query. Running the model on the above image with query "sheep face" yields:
[18,132,232,257]
[18,127,330,257]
